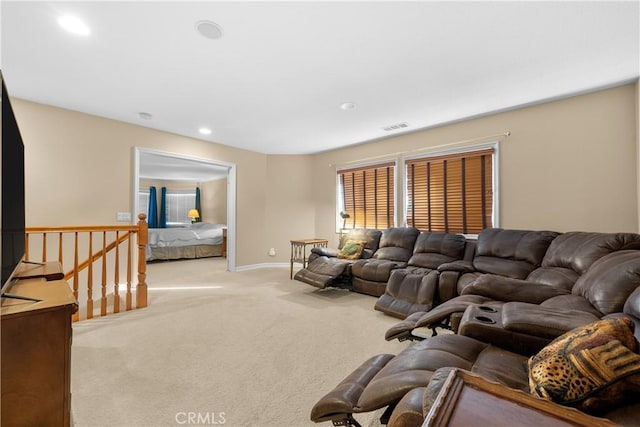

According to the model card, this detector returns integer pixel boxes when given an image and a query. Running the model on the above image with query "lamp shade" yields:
[188,209,200,219]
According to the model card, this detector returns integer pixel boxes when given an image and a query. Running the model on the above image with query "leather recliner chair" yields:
[310,250,640,427]
[374,231,469,319]
[385,231,640,342]
[387,287,640,427]
[350,227,421,297]
[294,228,382,290]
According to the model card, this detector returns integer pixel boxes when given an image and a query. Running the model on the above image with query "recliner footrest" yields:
[294,256,351,289]
[385,294,495,341]
[310,354,395,423]
[385,311,428,341]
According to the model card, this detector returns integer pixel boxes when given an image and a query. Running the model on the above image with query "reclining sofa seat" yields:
[387,286,640,427]
[350,227,421,297]
[456,248,640,355]
[293,228,382,290]
[310,250,640,427]
[385,230,640,342]
[374,232,469,319]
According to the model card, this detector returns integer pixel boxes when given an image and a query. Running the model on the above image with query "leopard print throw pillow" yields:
[528,317,640,414]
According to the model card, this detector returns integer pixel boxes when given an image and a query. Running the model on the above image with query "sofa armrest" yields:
[311,247,340,258]
[387,367,456,427]
[461,274,570,304]
[438,260,475,273]
[502,302,600,339]
[437,270,462,303]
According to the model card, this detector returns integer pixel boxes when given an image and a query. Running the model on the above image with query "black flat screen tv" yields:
[1,71,26,293]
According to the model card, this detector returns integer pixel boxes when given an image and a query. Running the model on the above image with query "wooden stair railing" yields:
[25,214,148,322]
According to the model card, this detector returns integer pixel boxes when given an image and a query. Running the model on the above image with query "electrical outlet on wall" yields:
[268,248,276,256]
[116,212,132,222]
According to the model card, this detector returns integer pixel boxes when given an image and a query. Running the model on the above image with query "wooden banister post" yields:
[113,231,120,314]
[87,232,94,319]
[136,214,148,308]
[72,232,79,322]
[42,233,47,262]
[100,232,107,316]
[24,234,30,262]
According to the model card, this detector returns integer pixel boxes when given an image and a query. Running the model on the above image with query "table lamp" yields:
[188,209,200,224]
[339,211,350,247]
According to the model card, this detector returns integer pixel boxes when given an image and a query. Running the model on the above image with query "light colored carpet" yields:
[71,258,410,427]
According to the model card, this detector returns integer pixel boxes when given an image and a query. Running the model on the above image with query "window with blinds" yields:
[337,162,395,230]
[165,190,196,227]
[406,148,494,234]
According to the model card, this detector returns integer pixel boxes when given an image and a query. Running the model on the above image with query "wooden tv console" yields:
[1,263,77,427]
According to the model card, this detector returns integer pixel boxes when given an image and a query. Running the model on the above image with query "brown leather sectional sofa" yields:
[301,226,640,427]
[295,227,467,302]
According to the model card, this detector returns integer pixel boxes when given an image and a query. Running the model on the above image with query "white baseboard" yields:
[234,262,289,272]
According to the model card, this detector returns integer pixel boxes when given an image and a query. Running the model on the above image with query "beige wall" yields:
[313,83,639,245]
[11,82,640,268]
[12,99,269,267]
[265,155,315,262]
[200,178,227,224]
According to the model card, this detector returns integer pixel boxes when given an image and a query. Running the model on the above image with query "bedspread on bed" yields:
[148,223,226,247]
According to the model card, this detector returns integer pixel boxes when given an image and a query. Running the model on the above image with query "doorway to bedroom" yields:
[133,147,237,271]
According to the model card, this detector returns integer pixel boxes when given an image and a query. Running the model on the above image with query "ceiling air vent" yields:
[382,122,409,132]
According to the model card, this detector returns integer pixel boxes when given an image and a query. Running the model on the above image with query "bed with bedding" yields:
[146,222,227,261]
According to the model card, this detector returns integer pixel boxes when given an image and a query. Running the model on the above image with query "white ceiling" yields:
[1,1,639,155]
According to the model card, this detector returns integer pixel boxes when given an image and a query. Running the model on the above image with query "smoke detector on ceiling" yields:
[195,20,223,40]
[382,122,409,132]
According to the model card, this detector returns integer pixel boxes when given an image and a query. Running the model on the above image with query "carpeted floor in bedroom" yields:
[70,257,411,427]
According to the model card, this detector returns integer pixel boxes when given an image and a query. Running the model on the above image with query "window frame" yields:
[402,142,500,238]
[335,159,398,233]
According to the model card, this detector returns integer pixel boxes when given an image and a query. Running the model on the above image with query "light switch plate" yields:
[116,212,132,222]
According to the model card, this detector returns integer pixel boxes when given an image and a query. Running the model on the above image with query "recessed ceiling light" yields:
[138,112,153,120]
[58,15,90,36]
[195,20,223,40]
[340,102,356,110]
[199,128,212,135]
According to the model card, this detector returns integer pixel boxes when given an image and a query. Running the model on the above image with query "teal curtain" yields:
[159,187,167,228]
[147,186,158,228]
[195,187,201,222]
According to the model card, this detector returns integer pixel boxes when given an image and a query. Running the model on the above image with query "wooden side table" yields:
[290,238,328,279]
[424,369,616,427]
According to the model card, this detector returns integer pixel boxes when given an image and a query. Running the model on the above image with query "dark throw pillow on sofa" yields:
[528,317,640,414]
[338,240,366,260]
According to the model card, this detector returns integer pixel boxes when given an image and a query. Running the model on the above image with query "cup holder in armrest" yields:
[474,315,496,324]
[478,306,498,313]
